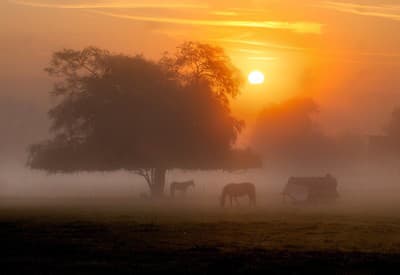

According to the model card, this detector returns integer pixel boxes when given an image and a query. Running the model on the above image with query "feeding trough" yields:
[282,174,339,205]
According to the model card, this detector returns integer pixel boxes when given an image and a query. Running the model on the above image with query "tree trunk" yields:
[150,167,166,198]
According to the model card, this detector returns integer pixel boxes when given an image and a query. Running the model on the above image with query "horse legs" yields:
[229,195,233,207]
[234,196,240,206]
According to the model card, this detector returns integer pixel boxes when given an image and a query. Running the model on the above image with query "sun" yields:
[248,70,265,85]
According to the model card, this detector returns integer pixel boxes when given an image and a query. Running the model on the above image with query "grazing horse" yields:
[170,180,195,197]
[220,182,256,207]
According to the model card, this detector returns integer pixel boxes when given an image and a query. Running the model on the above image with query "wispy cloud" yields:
[221,38,400,63]
[235,48,267,55]
[247,56,277,61]
[317,1,400,21]
[216,38,308,52]
[210,11,239,17]
[8,0,323,34]
[230,49,278,61]
[8,0,208,9]
[90,10,323,34]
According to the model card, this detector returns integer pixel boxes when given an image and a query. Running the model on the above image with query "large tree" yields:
[28,43,260,197]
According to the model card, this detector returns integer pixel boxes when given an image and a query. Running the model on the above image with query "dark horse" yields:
[170,180,195,197]
[220,182,256,207]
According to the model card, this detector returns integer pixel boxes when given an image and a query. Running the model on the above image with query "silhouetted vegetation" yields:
[28,43,260,197]
[367,107,400,164]
[252,97,365,173]
[385,107,400,140]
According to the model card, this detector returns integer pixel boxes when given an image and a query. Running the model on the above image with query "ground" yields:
[1,197,400,274]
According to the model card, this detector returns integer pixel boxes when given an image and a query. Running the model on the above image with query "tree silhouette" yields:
[28,44,260,197]
[160,41,243,104]
[252,97,367,172]
[252,97,332,170]
[385,108,400,139]
[379,107,400,156]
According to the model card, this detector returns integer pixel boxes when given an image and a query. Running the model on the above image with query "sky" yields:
[1,0,400,143]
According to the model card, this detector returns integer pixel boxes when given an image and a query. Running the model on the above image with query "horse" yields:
[170,180,195,197]
[220,182,256,207]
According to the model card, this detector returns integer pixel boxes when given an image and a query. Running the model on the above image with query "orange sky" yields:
[1,0,400,142]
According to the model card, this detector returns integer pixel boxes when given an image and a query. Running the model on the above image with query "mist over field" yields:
[1,91,400,210]
[3,1,400,273]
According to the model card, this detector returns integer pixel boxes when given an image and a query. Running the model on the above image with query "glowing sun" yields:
[248,70,265,85]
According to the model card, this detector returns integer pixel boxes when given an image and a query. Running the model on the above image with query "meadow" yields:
[1,195,400,274]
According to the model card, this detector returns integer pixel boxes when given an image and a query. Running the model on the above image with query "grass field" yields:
[1,197,400,274]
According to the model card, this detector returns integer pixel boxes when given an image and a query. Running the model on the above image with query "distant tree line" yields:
[252,97,366,173]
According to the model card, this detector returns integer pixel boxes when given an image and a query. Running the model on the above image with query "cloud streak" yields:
[247,56,277,61]
[8,0,323,34]
[210,11,239,17]
[317,1,400,21]
[216,38,308,52]
[90,10,323,34]
[8,0,208,9]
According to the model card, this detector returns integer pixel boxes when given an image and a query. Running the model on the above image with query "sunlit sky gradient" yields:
[1,0,400,143]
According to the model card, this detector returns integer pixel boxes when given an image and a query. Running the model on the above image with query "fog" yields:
[1,38,400,212]
[3,2,400,273]
[2,89,400,212]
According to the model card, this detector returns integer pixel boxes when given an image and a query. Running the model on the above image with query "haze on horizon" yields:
[1,0,400,200]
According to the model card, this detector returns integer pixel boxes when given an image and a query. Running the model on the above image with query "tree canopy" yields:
[160,41,243,104]
[28,43,260,196]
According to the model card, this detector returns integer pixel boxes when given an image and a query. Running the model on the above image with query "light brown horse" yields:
[220,182,256,207]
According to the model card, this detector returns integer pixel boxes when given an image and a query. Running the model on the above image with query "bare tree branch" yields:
[134,168,153,186]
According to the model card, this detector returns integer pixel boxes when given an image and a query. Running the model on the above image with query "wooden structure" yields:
[282,174,339,204]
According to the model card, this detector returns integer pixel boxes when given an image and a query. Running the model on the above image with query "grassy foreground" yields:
[1,198,400,274]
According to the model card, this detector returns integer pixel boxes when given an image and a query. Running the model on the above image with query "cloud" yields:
[247,56,277,61]
[90,10,323,34]
[210,11,239,16]
[8,0,323,34]
[218,38,400,64]
[8,0,208,9]
[317,1,400,21]
[216,38,308,51]
[235,48,268,55]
